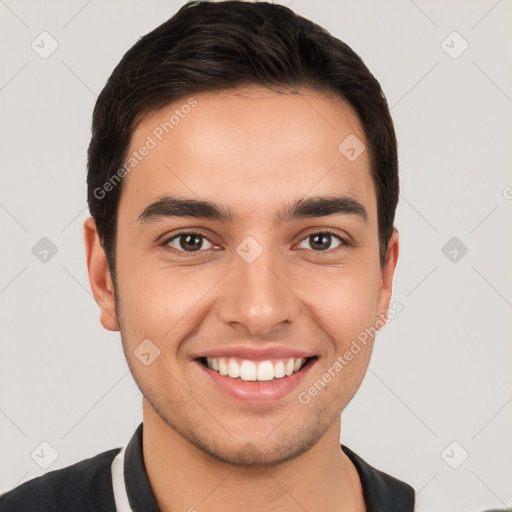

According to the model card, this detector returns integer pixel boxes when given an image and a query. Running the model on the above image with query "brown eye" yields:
[165,233,214,253]
[297,232,346,252]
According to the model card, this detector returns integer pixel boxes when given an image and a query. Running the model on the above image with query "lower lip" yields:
[194,358,316,404]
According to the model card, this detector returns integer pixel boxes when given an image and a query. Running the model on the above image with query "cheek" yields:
[114,252,216,345]
[296,259,381,335]
[302,277,379,405]
[312,289,376,380]
[293,259,381,387]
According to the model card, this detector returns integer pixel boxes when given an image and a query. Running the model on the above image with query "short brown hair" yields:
[87,0,399,276]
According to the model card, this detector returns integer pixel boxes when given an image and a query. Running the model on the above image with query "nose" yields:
[216,243,299,337]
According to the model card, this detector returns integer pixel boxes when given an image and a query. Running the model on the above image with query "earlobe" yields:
[83,217,120,332]
[376,228,399,328]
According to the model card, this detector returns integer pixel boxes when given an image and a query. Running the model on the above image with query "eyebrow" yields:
[137,195,368,225]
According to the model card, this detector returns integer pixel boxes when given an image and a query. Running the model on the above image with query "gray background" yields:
[1,1,511,510]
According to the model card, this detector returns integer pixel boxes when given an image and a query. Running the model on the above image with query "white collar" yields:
[111,446,134,512]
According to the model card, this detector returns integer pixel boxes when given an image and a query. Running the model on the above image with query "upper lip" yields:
[191,345,316,361]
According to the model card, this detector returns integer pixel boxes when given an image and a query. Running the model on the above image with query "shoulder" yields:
[0,447,121,512]
[342,445,415,512]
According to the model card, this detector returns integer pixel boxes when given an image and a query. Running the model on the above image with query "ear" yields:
[83,217,119,331]
[375,228,399,327]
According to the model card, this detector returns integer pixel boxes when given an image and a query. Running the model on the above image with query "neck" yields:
[141,399,365,512]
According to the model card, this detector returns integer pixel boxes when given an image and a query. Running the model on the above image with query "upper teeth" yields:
[206,357,306,381]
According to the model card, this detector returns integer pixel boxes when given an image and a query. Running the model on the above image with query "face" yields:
[85,86,398,467]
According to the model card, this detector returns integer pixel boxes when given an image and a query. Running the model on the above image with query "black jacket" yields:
[0,422,415,511]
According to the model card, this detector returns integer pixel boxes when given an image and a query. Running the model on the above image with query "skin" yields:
[84,86,399,512]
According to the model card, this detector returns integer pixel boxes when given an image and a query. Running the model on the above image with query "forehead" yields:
[120,86,376,224]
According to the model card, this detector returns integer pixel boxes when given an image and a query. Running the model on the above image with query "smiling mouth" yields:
[197,356,317,382]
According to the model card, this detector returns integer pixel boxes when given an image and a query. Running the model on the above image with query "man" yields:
[0,1,414,510]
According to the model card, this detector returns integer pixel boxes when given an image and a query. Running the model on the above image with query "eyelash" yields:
[160,229,351,257]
